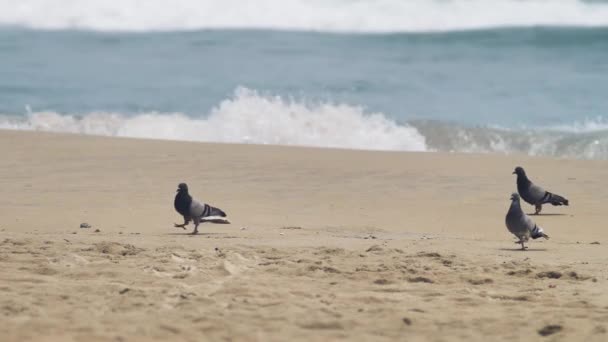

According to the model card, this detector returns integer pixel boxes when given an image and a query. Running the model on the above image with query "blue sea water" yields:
[1,0,608,159]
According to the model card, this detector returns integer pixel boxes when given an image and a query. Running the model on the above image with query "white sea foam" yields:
[1,0,607,32]
[2,88,607,159]
[0,87,428,152]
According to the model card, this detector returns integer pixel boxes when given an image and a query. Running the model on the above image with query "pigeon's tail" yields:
[203,204,227,218]
[543,192,569,206]
[531,224,549,240]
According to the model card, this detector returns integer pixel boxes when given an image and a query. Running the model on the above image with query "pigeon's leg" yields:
[191,217,200,235]
[534,204,542,215]
[520,241,527,250]
[514,239,528,250]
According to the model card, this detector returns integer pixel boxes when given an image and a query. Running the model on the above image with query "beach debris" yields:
[280,226,302,230]
[279,232,285,236]
[513,166,569,215]
[590,241,601,245]
[366,245,384,253]
[80,223,91,229]
[240,227,247,230]
[119,288,130,295]
[505,193,549,250]
[402,318,412,326]
[94,229,101,233]
[374,279,390,285]
[537,271,562,279]
[173,183,229,235]
[467,278,494,285]
[408,277,434,284]
[538,324,562,336]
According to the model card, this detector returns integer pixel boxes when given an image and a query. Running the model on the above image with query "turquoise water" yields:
[1,1,608,159]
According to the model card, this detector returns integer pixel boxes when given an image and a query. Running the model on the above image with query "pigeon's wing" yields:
[520,213,537,231]
[522,182,547,204]
[189,198,206,218]
[517,211,548,239]
[205,205,227,217]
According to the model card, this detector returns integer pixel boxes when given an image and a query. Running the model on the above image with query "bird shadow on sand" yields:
[526,213,568,217]
[166,232,227,236]
[498,248,548,252]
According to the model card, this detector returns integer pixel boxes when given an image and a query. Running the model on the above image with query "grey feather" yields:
[505,193,549,250]
[188,199,228,219]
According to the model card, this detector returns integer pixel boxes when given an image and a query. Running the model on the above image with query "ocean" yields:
[1,0,608,159]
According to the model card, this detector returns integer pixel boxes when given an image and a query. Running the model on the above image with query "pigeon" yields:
[513,166,569,215]
[173,183,229,234]
[505,193,549,250]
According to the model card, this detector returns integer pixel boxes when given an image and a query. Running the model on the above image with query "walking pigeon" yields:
[174,183,229,234]
[505,193,549,250]
[513,166,569,214]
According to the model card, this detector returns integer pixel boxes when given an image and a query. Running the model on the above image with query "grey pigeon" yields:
[513,166,569,215]
[505,193,549,250]
[174,183,229,234]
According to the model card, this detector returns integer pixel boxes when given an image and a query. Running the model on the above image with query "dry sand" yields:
[0,129,607,341]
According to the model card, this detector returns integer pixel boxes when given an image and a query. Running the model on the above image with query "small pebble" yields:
[80,223,91,229]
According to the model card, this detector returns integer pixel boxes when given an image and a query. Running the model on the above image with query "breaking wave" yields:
[0,87,428,152]
[1,87,607,159]
[1,0,608,32]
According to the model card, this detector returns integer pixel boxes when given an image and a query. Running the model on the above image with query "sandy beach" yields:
[1,129,607,342]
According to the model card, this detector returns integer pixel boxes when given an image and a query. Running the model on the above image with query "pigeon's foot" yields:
[191,229,199,235]
[534,204,542,215]
[174,223,187,229]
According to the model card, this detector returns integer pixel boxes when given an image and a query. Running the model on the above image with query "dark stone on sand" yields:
[537,271,562,279]
[538,324,562,336]
[408,277,434,284]
[402,318,412,326]
[80,223,91,229]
